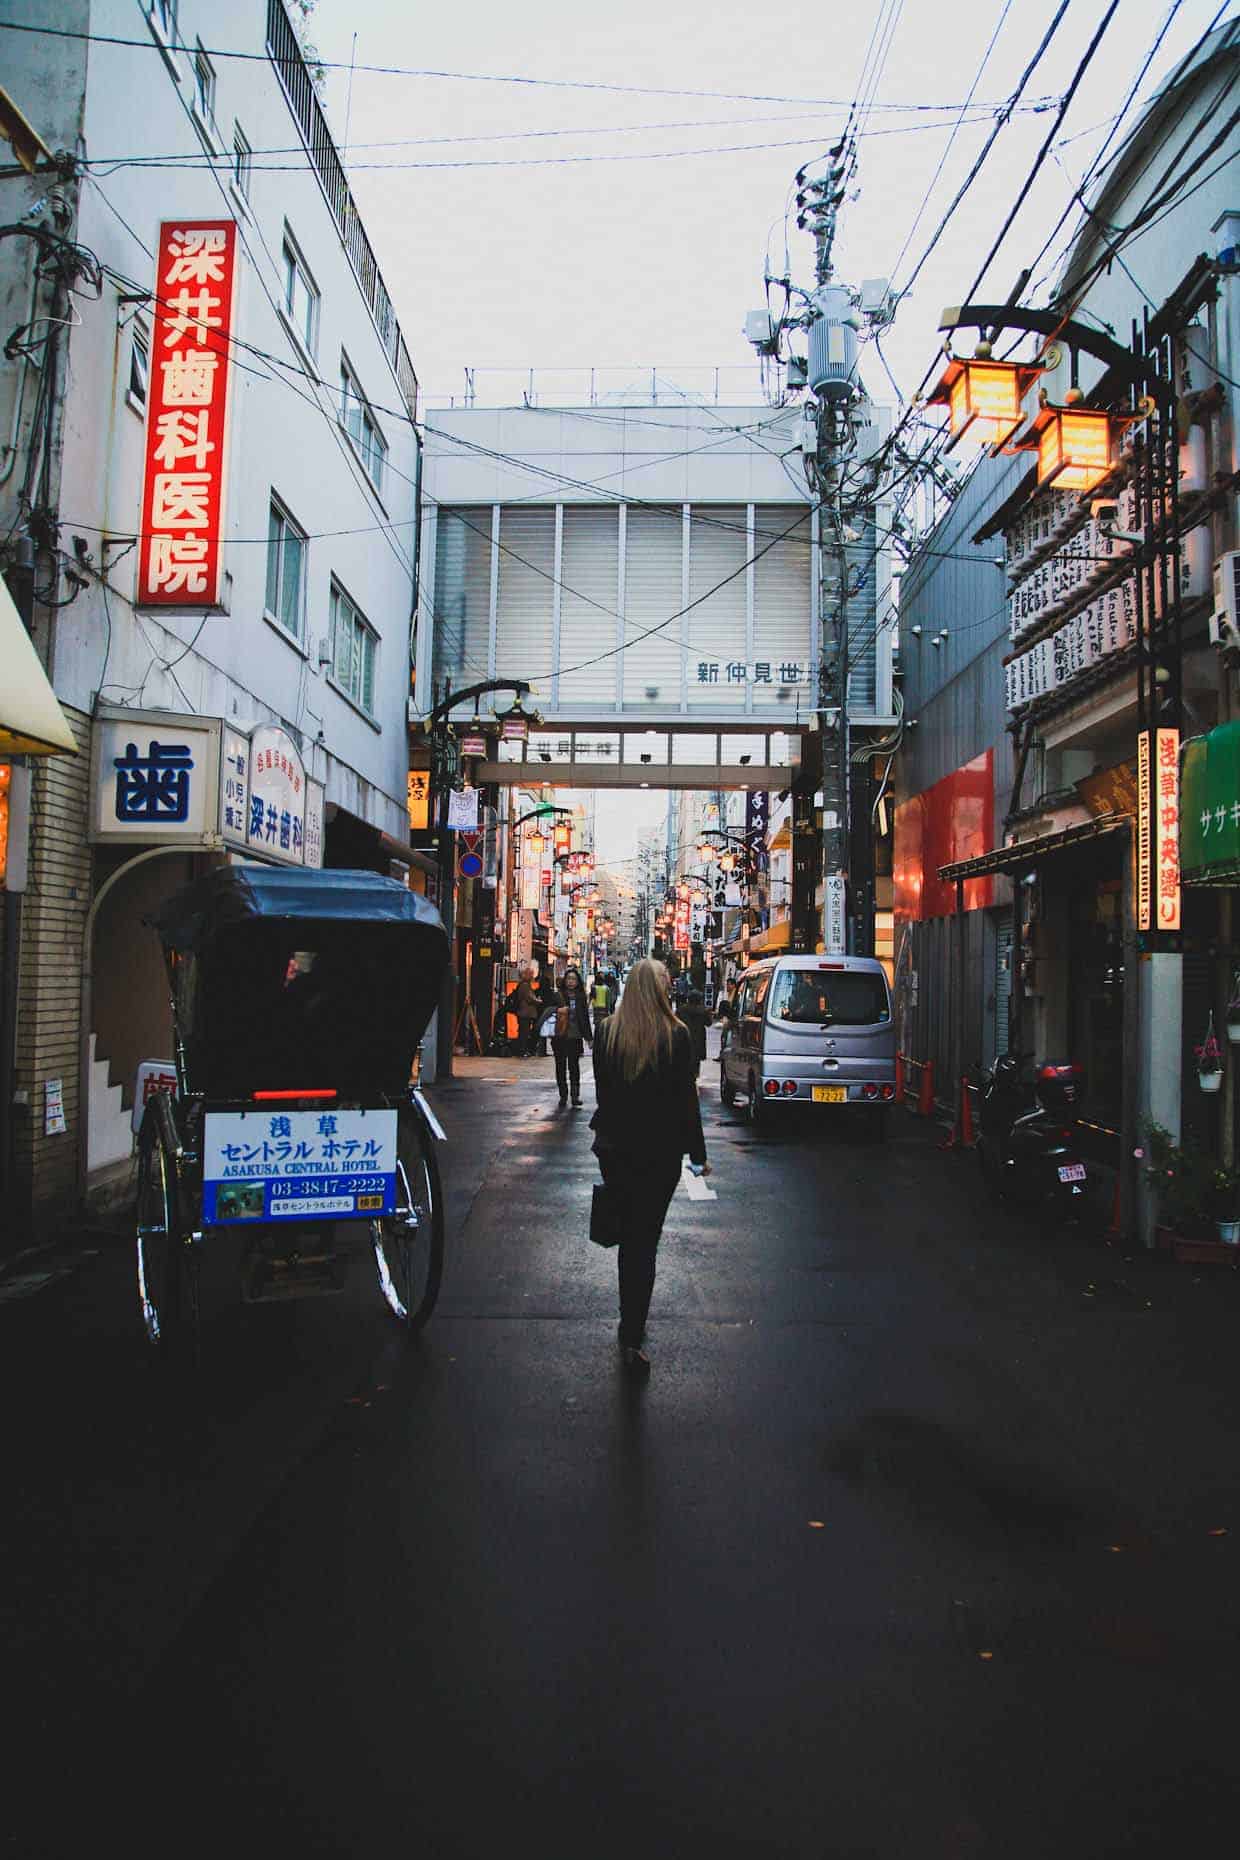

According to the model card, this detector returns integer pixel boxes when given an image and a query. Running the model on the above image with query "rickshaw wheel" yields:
[373,1103,444,1333]
[135,1094,188,1349]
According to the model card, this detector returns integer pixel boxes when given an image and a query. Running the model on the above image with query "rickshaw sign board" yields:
[202,1108,399,1223]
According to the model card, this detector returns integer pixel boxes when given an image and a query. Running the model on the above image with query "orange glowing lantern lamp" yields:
[1024,398,1131,494]
[928,352,1043,451]
[526,830,546,858]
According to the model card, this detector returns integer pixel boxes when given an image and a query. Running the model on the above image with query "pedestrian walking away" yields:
[548,964,593,1108]
[590,957,709,1373]
[676,987,710,1080]
[591,971,615,1024]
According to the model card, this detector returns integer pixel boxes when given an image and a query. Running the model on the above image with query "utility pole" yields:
[798,143,860,955]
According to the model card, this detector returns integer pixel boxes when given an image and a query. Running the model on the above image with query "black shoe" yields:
[621,1345,651,1375]
[558,1095,568,1108]
[571,1097,582,1108]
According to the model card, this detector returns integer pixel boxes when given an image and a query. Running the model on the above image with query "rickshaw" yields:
[134,864,450,1355]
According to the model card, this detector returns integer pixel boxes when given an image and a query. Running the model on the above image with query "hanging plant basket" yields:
[1196,1014,1224,1092]
[1227,976,1240,1044]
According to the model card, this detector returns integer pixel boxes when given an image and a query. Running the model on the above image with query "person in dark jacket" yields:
[590,956,710,1372]
[547,964,592,1108]
[509,965,542,1058]
[676,988,711,1079]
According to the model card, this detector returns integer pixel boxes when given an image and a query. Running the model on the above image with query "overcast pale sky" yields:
[302,0,1229,865]
[306,0,1229,403]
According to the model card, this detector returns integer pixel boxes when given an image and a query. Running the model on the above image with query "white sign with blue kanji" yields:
[202,1107,398,1223]
[92,712,220,842]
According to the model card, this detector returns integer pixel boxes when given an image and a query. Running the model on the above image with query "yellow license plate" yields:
[812,1085,846,1104]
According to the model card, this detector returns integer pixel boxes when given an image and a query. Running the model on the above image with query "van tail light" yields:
[782,1079,797,1095]
[763,1079,781,1097]
[862,1083,878,1100]
[880,1084,895,1101]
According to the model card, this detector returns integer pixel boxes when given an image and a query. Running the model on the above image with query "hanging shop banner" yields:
[674,897,691,951]
[407,769,430,832]
[1137,730,1154,931]
[138,220,239,609]
[447,786,479,831]
[745,790,771,842]
[1155,727,1181,931]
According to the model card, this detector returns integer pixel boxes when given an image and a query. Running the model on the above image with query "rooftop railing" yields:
[265,0,418,421]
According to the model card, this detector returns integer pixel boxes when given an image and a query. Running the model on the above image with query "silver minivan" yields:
[719,954,896,1132]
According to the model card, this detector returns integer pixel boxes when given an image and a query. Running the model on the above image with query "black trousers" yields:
[552,1037,583,1100]
[598,1149,682,1347]
[518,1017,540,1056]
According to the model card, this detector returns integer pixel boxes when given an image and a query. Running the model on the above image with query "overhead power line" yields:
[0,19,1060,109]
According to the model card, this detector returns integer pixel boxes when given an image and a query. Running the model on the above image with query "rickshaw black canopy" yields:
[151,866,449,1098]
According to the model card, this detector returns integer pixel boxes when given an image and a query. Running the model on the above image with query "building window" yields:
[192,41,216,125]
[266,498,306,639]
[339,358,387,494]
[281,230,319,356]
[330,582,377,714]
[232,125,252,201]
[128,319,150,412]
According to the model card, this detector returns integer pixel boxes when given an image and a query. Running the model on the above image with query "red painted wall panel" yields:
[894,750,995,921]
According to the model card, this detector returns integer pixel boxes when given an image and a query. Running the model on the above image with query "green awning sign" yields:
[1182,722,1240,882]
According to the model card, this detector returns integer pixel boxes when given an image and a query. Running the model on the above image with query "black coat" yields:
[677,1003,710,1062]
[590,1020,707,1165]
[545,987,593,1043]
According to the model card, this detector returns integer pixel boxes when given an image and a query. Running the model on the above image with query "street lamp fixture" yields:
[928,352,1043,451]
[1016,397,1139,494]
[525,830,546,858]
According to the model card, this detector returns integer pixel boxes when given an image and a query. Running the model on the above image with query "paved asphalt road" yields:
[6,1053,1240,1858]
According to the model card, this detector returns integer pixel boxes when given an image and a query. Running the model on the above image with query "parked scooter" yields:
[976,1053,1088,1214]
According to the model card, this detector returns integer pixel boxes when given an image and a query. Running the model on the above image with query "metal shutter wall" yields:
[559,505,619,710]
[496,508,555,688]
[432,507,492,688]
[753,504,814,693]
[623,505,684,713]
[687,505,747,710]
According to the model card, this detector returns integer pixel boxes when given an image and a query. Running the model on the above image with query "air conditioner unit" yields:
[1210,550,1240,647]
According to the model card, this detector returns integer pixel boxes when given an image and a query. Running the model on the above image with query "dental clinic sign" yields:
[91,709,322,866]
[138,221,238,609]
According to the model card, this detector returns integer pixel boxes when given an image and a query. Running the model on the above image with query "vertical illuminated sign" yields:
[1137,730,1153,932]
[139,221,238,609]
[1156,726,1181,931]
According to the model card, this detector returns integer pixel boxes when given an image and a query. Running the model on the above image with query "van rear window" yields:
[770,969,890,1026]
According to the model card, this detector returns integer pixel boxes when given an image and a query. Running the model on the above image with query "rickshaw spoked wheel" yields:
[135,1092,197,1354]
[372,1101,444,1334]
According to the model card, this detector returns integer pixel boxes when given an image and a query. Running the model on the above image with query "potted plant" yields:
[1195,1014,1224,1093]
[1145,1124,1216,1242]
[1227,975,1240,1045]
[1211,1164,1240,1246]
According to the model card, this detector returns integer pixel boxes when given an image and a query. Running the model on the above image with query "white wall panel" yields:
[623,506,684,713]
[687,506,747,709]
[432,507,492,690]
[753,504,815,699]
[558,506,620,710]
[496,507,555,694]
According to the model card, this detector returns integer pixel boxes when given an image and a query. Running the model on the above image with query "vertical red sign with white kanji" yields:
[138,220,238,608]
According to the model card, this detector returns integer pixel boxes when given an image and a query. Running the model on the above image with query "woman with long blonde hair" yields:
[590,958,710,1372]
